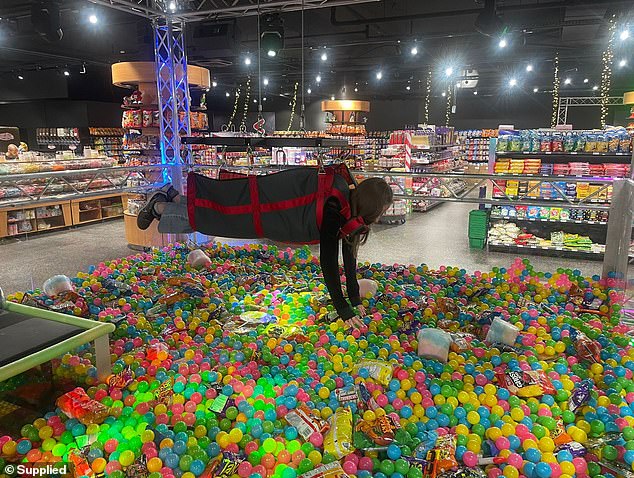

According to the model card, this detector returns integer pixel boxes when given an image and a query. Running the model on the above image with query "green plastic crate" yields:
[469,237,487,249]
[468,210,489,239]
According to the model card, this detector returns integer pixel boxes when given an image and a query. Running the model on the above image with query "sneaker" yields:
[136,190,169,230]
[158,183,179,202]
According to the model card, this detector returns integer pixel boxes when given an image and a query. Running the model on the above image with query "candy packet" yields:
[56,387,109,425]
[568,380,591,413]
[429,435,458,473]
[201,452,245,478]
[555,441,586,457]
[354,413,400,446]
[106,365,135,392]
[154,377,174,406]
[496,370,556,397]
[352,360,393,386]
[285,404,330,440]
[551,419,573,446]
[356,382,380,411]
[335,387,360,406]
[300,462,350,478]
[324,408,355,459]
[575,332,601,363]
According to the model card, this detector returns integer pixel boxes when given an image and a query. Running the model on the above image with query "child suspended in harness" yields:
[137,165,393,322]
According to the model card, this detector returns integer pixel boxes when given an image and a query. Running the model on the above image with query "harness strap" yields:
[249,175,264,237]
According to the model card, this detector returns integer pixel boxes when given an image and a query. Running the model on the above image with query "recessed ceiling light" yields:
[267,50,276,57]
[441,92,446,97]
[473,91,478,95]
[119,50,126,54]
[406,85,411,90]
[376,71,383,80]
[620,30,630,41]
[17,74,24,80]
[225,91,230,97]
[263,97,267,101]
[592,85,599,91]
[330,95,335,100]
[498,38,507,48]
[263,78,269,86]
[316,75,321,83]
[321,52,328,61]
[509,78,517,87]
[410,47,418,56]
[88,14,98,24]
[533,87,539,93]
[445,67,454,77]
[212,81,217,87]
[564,78,572,85]
[583,78,589,83]
[63,70,70,76]
[526,64,533,72]
[307,88,312,94]
[619,59,627,68]
[169,1,176,11]
[354,87,358,92]
[244,57,252,66]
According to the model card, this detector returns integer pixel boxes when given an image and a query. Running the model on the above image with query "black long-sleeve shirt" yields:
[319,198,361,320]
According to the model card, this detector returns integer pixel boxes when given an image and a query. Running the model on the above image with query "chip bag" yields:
[300,462,350,478]
[428,434,458,473]
[323,408,355,459]
[285,405,330,440]
[496,370,555,398]
[354,414,400,446]
[352,360,393,386]
[575,333,601,363]
[201,452,244,478]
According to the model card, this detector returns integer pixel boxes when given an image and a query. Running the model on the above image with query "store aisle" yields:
[0,203,603,294]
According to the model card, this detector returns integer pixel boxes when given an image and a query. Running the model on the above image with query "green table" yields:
[0,290,114,382]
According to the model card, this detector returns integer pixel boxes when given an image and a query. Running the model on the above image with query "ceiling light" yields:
[263,97,267,101]
[354,87,358,92]
[119,50,126,54]
[498,38,507,48]
[307,88,312,94]
[267,50,276,57]
[620,29,630,41]
[244,57,252,66]
[212,81,217,87]
[225,91,230,97]
[410,47,418,56]
[441,92,446,97]
[254,99,257,103]
[316,75,321,83]
[533,87,538,93]
[263,78,269,86]
[509,78,517,87]
[583,78,589,83]
[169,1,176,11]
[376,71,383,80]
[445,67,454,77]
[88,14,98,24]
[619,59,627,68]
[406,85,411,91]
[564,77,571,85]
[321,52,328,61]
[63,70,70,76]
[473,91,478,95]
[17,74,24,80]
[330,95,335,101]
[526,64,533,72]
[592,85,599,91]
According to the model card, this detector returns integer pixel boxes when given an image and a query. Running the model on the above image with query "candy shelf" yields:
[490,214,608,226]
[496,151,632,164]
[488,242,605,260]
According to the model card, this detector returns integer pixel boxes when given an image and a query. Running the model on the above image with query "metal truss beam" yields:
[557,96,624,125]
[90,0,380,21]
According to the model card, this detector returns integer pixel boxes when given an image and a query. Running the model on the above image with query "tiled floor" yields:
[0,203,605,295]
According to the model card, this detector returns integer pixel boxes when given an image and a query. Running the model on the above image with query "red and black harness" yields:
[186,164,366,244]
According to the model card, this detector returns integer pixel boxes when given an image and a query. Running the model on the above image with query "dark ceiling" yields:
[0,0,633,106]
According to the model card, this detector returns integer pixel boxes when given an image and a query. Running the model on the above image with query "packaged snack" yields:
[210,394,230,414]
[417,328,452,362]
[551,133,563,152]
[335,387,359,406]
[485,317,520,346]
[563,132,577,152]
[154,377,174,406]
[584,133,597,152]
[551,419,573,446]
[285,405,330,440]
[300,462,350,478]
[527,206,540,219]
[560,208,570,221]
[201,452,244,478]
[596,132,608,153]
[353,360,393,386]
[556,441,586,457]
[43,274,73,297]
[69,448,95,478]
[106,365,135,392]
[323,408,355,458]
[568,380,591,413]
[432,434,458,473]
[608,132,620,153]
[496,370,556,397]
[354,414,400,446]
[509,134,521,152]
[57,388,109,425]
[540,132,552,152]
[550,208,561,220]
[126,455,149,478]
[575,332,601,363]
[356,382,380,411]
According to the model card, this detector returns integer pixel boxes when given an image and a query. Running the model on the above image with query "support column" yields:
[602,179,633,290]
[153,18,192,194]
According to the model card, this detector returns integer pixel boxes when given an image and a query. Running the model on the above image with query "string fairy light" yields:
[550,54,560,127]
[226,86,242,130]
[287,82,299,131]
[241,77,252,131]
[445,84,453,126]
[424,70,432,123]
[600,18,616,128]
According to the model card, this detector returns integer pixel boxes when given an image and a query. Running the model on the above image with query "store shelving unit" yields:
[321,100,370,137]
[71,194,127,225]
[89,128,125,164]
[486,130,634,261]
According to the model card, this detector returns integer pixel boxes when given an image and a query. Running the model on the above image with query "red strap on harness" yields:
[248,176,264,237]
[316,169,335,230]
[330,187,367,238]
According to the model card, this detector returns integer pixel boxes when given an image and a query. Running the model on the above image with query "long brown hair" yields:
[346,177,393,255]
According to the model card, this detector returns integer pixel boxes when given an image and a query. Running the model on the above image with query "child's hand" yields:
[357,305,367,317]
[344,316,364,330]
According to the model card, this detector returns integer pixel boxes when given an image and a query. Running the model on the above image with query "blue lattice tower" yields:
[153,18,191,193]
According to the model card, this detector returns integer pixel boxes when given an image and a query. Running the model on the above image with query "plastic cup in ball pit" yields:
[417,328,452,362]
[484,316,520,346]
[42,275,74,297]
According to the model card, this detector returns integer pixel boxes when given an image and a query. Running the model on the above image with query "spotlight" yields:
[592,85,599,91]
[473,90,478,95]
[526,64,533,72]
[564,77,571,85]
[406,85,411,91]
[498,38,507,48]
[212,81,217,87]
[315,75,321,83]
[410,46,418,56]
[17,74,24,80]
[508,78,517,87]
[354,87,358,92]
[169,1,176,11]
[533,87,538,93]
[321,52,328,61]
[63,69,70,76]
[244,57,252,66]
[307,88,312,94]
[620,30,630,41]
[225,91,230,97]
[261,13,284,58]
[445,67,454,77]
[263,97,267,101]
[254,99,257,103]
[263,78,269,86]
[583,78,589,83]
[88,14,98,24]
[376,71,383,80]
[619,59,627,68]
[441,92,446,97]
[330,95,335,101]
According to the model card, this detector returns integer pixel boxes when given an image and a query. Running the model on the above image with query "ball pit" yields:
[3,242,634,478]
